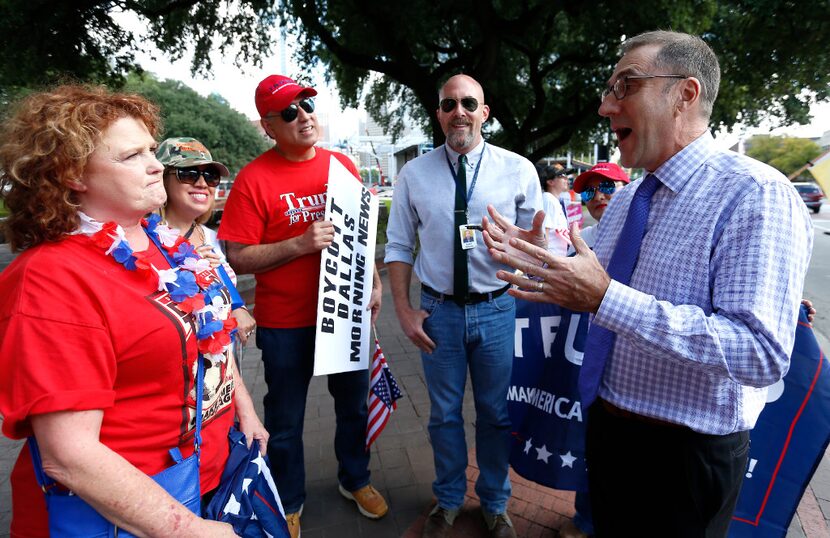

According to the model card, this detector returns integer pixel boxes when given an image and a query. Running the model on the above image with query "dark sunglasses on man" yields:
[268,98,316,123]
[581,180,617,202]
[439,97,479,113]
[169,166,222,187]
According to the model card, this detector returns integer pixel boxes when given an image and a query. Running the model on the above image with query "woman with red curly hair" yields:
[0,85,266,537]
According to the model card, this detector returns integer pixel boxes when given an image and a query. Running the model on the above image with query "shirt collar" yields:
[651,131,716,193]
[444,139,486,168]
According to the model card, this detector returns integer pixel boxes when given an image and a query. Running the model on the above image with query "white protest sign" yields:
[313,157,379,376]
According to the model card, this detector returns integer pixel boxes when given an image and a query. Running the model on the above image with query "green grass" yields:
[376,199,391,245]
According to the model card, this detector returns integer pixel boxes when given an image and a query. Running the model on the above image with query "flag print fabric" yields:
[509,299,830,537]
[729,305,830,537]
[366,338,403,449]
[204,427,290,538]
[508,299,590,491]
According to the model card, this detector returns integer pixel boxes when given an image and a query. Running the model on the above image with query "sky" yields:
[113,10,364,143]
[116,11,829,152]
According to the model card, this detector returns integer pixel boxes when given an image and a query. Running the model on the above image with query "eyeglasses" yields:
[601,74,688,101]
[439,97,479,113]
[581,180,617,202]
[171,167,222,187]
[266,98,315,123]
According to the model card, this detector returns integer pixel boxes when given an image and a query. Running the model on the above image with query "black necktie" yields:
[453,154,469,304]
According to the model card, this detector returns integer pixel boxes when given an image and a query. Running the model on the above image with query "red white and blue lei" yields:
[75,211,237,365]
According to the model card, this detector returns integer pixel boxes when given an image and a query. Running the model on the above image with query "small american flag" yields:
[366,338,403,449]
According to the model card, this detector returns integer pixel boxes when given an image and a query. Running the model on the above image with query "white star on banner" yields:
[535,444,552,464]
[223,493,241,515]
[242,477,253,493]
[560,451,577,468]
[524,438,533,454]
[252,453,268,475]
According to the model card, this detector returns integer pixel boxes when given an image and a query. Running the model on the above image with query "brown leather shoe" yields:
[483,512,517,538]
[338,483,389,519]
[285,509,301,538]
[422,505,457,538]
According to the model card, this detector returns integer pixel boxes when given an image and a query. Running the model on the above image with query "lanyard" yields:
[444,142,486,206]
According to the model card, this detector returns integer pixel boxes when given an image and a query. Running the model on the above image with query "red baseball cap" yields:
[255,75,318,118]
[573,162,631,193]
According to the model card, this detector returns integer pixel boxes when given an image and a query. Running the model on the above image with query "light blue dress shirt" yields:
[385,140,542,294]
[593,132,814,434]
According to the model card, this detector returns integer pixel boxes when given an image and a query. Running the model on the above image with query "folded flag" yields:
[366,338,403,449]
[205,427,290,538]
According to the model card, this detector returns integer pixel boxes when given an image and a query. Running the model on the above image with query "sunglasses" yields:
[581,180,617,202]
[268,98,315,123]
[171,167,222,187]
[439,97,479,113]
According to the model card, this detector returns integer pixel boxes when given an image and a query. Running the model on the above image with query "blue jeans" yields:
[420,291,515,514]
[257,326,371,513]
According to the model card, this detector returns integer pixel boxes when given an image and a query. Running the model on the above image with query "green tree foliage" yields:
[124,74,270,173]
[0,0,276,87]
[282,0,830,161]
[2,0,830,160]
[745,135,822,178]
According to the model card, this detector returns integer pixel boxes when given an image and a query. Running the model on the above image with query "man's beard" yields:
[447,130,474,150]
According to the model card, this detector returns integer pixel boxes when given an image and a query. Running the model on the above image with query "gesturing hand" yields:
[489,223,611,313]
[482,205,548,270]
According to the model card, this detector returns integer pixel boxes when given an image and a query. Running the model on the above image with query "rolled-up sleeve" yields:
[384,166,417,266]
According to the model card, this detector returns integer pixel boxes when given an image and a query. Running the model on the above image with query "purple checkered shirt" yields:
[592,132,814,434]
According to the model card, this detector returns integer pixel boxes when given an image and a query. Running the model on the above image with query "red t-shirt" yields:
[218,147,360,328]
[0,235,235,537]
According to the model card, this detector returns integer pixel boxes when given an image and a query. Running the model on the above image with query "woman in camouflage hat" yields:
[156,137,257,346]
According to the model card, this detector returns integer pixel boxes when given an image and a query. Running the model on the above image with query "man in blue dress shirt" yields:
[385,74,542,538]
[486,31,813,536]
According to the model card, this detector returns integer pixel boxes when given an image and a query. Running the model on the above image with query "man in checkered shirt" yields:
[487,30,813,535]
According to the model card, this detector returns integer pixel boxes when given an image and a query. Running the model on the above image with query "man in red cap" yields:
[218,74,386,538]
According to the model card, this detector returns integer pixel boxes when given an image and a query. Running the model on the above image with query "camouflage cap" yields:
[155,137,230,177]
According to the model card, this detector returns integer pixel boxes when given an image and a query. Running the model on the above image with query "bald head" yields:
[440,74,485,102]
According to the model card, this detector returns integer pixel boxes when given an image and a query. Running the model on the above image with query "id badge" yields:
[459,224,477,250]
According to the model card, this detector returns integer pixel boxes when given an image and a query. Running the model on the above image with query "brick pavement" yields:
[0,243,829,536]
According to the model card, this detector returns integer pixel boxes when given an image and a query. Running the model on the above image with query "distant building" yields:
[354,112,429,185]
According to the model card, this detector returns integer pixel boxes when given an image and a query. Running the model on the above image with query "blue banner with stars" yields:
[729,306,830,537]
[509,301,830,534]
[508,299,590,491]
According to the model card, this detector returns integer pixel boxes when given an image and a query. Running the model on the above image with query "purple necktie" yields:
[578,174,661,408]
